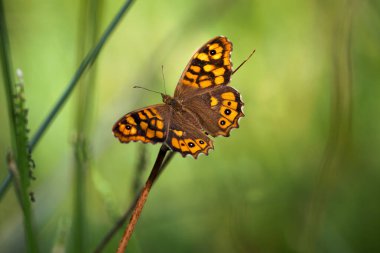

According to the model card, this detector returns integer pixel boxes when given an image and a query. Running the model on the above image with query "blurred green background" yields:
[1,0,380,252]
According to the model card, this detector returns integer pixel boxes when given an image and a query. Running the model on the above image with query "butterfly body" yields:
[113,36,245,158]
[161,94,183,112]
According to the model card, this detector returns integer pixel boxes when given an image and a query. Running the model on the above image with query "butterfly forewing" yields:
[112,104,170,144]
[174,36,233,99]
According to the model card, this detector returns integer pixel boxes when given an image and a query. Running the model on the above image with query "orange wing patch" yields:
[215,89,244,136]
[166,129,214,158]
[178,36,233,89]
[113,107,167,144]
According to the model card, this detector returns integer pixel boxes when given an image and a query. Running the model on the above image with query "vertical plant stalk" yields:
[301,1,353,252]
[9,73,38,253]
[0,0,16,201]
[0,0,16,144]
[117,145,169,253]
[70,0,103,252]
[0,0,38,252]
[72,137,88,252]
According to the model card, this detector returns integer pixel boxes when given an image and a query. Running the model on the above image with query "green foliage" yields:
[1,0,380,252]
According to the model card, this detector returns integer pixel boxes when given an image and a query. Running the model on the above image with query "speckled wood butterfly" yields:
[113,36,245,158]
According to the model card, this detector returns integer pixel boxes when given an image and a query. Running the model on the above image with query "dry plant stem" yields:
[93,151,175,253]
[116,145,169,253]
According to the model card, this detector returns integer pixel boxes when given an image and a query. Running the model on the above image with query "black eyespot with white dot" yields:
[199,140,205,145]
[224,109,231,115]
[126,125,131,130]
[210,49,216,55]
[188,142,195,148]
[220,120,226,126]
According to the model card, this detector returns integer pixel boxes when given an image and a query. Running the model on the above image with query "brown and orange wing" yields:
[183,86,244,137]
[165,110,214,159]
[174,36,233,98]
[112,104,170,144]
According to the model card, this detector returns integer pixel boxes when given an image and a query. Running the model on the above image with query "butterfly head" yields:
[161,93,173,104]
[162,93,183,111]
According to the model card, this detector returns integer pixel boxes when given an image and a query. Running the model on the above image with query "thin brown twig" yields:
[116,145,169,253]
[93,151,175,253]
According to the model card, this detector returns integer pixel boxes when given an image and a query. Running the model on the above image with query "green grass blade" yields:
[69,0,103,252]
[0,1,39,251]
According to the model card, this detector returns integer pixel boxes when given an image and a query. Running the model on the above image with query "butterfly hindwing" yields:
[174,36,233,98]
[112,104,169,144]
[182,86,244,137]
[165,110,214,158]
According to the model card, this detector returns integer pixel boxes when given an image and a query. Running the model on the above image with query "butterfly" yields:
[112,36,245,158]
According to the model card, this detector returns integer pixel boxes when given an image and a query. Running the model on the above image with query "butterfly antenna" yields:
[161,65,167,95]
[232,49,256,75]
[133,85,161,94]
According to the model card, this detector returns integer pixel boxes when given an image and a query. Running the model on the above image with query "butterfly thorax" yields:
[161,94,183,112]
